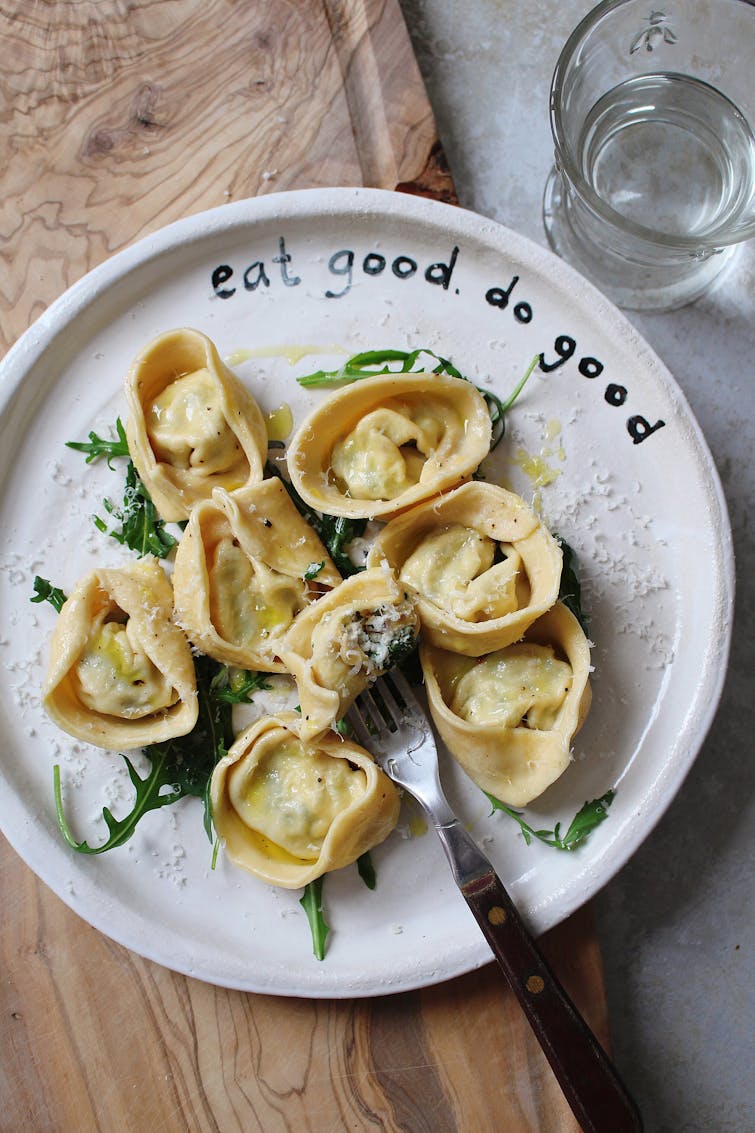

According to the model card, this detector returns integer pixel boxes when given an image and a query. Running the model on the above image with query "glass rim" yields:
[549,0,755,250]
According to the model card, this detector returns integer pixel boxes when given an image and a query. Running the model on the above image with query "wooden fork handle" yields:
[460,867,643,1133]
[430,817,642,1133]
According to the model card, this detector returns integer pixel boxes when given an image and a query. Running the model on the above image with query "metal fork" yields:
[347,670,642,1133]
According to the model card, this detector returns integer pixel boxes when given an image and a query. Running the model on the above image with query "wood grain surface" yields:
[0,2,609,1129]
[0,0,444,352]
[1,866,608,1133]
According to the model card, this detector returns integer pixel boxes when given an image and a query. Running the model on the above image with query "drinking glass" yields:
[543,0,755,310]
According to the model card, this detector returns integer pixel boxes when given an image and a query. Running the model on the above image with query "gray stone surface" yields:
[398,2,754,1130]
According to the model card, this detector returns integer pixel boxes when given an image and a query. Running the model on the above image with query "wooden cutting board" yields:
[0,2,610,1129]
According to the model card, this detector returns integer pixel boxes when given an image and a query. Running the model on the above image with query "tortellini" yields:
[210,711,401,887]
[279,567,419,740]
[39,317,601,919]
[125,327,268,521]
[367,481,563,656]
[421,602,592,806]
[172,479,342,672]
[42,561,198,749]
[286,372,491,520]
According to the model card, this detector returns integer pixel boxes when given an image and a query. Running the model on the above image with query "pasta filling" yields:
[330,401,456,500]
[226,736,366,859]
[400,524,528,622]
[74,616,178,720]
[208,538,306,644]
[451,644,573,730]
[147,367,244,478]
[311,599,417,692]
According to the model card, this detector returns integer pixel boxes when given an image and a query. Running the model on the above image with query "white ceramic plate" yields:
[0,188,733,997]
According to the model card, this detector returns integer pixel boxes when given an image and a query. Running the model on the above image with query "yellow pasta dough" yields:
[210,711,401,888]
[125,327,268,521]
[286,372,491,520]
[42,561,198,749]
[278,567,419,740]
[172,479,342,672]
[367,481,562,655]
[421,602,592,806]
[36,322,609,943]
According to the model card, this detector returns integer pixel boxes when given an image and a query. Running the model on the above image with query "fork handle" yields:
[434,820,643,1133]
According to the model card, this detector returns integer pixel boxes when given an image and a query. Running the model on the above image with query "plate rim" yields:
[0,186,735,996]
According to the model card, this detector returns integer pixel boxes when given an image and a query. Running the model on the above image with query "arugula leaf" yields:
[31,576,67,613]
[472,354,539,450]
[496,353,539,418]
[296,347,463,387]
[304,560,325,581]
[322,514,368,576]
[210,664,272,703]
[557,793,616,848]
[53,654,258,854]
[67,420,176,560]
[295,348,538,450]
[300,877,329,960]
[204,778,217,845]
[94,460,177,559]
[486,790,615,851]
[556,536,589,633]
[66,417,130,469]
[54,754,183,854]
[357,851,376,890]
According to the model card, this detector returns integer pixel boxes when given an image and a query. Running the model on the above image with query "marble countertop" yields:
[398,2,754,1130]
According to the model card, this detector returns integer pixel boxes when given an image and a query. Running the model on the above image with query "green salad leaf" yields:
[302,851,376,962]
[55,753,184,855]
[94,459,178,559]
[357,851,376,890]
[67,419,177,560]
[66,417,130,468]
[210,665,272,704]
[31,576,67,613]
[295,347,459,387]
[320,514,368,577]
[300,877,329,960]
[556,536,589,633]
[486,790,615,851]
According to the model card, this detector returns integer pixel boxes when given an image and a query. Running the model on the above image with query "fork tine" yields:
[382,668,416,710]
[346,705,372,748]
[372,673,404,722]
[346,671,410,746]
[360,686,389,728]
